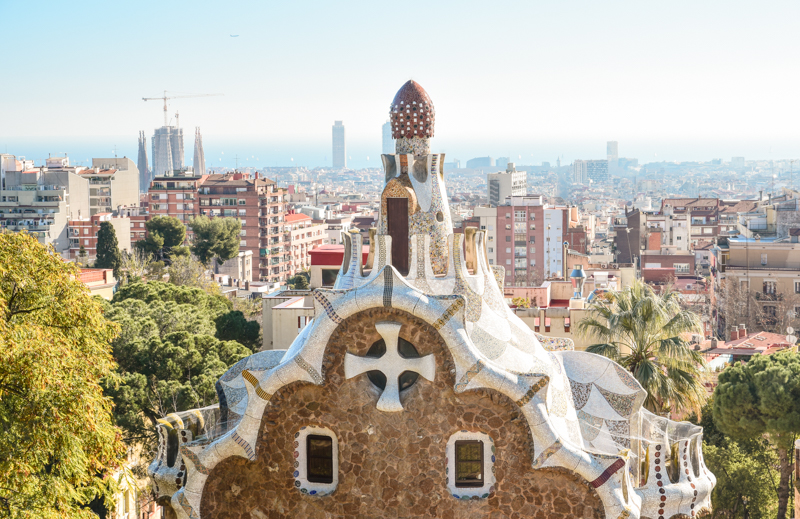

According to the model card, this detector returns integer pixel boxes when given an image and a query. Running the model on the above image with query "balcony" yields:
[755,292,783,301]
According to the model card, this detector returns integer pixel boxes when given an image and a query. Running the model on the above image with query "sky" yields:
[2,0,800,169]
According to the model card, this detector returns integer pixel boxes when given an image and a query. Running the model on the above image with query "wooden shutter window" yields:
[454,440,484,488]
[306,435,334,483]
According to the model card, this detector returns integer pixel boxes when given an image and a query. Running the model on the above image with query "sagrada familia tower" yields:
[148,81,715,519]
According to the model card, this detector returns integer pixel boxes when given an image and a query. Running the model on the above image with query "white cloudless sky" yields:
[2,0,799,167]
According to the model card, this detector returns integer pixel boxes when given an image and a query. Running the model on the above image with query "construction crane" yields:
[142,91,223,127]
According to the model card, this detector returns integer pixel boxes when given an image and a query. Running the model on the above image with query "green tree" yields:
[288,272,310,290]
[0,232,124,518]
[713,350,800,519]
[577,279,707,414]
[188,216,242,266]
[78,244,88,266]
[94,221,123,278]
[136,216,186,261]
[688,402,779,519]
[104,282,255,445]
[167,254,218,292]
[216,310,261,350]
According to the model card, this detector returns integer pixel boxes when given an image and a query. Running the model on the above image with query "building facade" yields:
[487,163,526,206]
[332,121,346,169]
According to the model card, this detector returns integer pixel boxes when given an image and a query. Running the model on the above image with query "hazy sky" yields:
[2,0,800,168]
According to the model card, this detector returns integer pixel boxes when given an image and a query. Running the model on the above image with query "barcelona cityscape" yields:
[2,1,799,519]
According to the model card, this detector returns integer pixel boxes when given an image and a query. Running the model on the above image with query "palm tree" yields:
[577,280,708,414]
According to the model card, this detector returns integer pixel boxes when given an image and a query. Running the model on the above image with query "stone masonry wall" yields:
[201,307,603,519]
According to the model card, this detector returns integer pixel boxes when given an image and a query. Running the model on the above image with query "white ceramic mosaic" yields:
[150,82,715,519]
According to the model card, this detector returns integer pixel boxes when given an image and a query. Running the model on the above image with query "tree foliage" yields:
[688,402,779,519]
[188,216,242,266]
[288,272,310,290]
[136,216,186,261]
[94,221,122,278]
[713,350,800,519]
[577,279,708,413]
[0,232,124,518]
[104,282,255,446]
[215,310,261,350]
[166,254,218,292]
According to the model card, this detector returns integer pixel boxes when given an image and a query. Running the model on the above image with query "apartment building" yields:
[0,157,90,254]
[67,212,132,260]
[285,213,327,275]
[85,158,139,215]
[473,195,585,286]
[487,163,526,206]
[197,173,289,284]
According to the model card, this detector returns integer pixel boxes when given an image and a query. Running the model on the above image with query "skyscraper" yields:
[382,121,392,155]
[607,141,619,171]
[332,121,346,169]
[137,131,150,194]
[152,126,184,177]
[193,127,206,176]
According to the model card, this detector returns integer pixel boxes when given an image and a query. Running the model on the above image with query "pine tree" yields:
[95,221,122,279]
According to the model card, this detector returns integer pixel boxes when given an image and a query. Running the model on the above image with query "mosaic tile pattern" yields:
[390,80,435,138]
[294,355,323,385]
[181,446,210,475]
[577,410,604,441]
[533,440,563,468]
[596,386,638,417]
[590,459,626,489]
[549,386,569,418]
[395,137,431,155]
[177,493,199,519]
[382,268,393,307]
[515,376,548,407]
[313,291,343,324]
[455,360,484,392]
[569,379,593,409]
[432,297,464,330]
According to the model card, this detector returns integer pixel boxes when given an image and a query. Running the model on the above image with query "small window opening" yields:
[455,440,484,488]
[306,435,333,484]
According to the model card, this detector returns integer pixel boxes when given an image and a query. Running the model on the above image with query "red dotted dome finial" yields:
[389,80,435,139]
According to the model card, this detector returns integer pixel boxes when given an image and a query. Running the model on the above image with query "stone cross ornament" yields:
[344,321,436,412]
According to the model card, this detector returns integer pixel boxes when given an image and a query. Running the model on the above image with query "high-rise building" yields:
[193,127,206,176]
[487,163,527,206]
[607,141,618,163]
[572,161,588,184]
[466,156,493,169]
[381,121,392,155]
[137,131,150,194]
[152,126,184,177]
[88,157,140,215]
[332,121,346,169]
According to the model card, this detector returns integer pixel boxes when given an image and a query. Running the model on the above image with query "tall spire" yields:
[193,127,206,176]
[137,131,150,193]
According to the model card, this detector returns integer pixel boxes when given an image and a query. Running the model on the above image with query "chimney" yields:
[729,327,738,341]
[739,324,747,339]
[238,279,243,289]
[228,277,233,287]
[710,337,718,349]
[245,280,250,290]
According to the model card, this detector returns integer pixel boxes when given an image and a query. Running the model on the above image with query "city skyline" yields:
[3,0,800,170]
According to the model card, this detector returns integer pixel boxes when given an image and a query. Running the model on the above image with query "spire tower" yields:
[193,127,206,176]
[137,131,150,193]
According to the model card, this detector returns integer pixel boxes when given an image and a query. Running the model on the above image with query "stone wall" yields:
[201,307,603,519]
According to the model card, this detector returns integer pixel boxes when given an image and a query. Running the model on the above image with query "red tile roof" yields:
[285,213,311,223]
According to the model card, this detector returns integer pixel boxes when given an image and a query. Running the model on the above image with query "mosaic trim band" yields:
[231,430,256,460]
[432,298,464,330]
[515,376,549,407]
[181,446,210,476]
[590,458,625,489]
[532,440,562,468]
[383,268,393,307]
[313,291,343,324]
[178,493,199,519]
[241,370,272,401]
[454,360,484,392]
[294,355,324,385]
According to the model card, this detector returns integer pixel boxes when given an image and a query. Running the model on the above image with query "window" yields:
[293,426,338,495]
[764,281,777,294]
[446,432,495,498]
[240,229,247,236]
[488,259,493,265]
[529,214,536,221]
[530,259,536,266]
[674,263,690,274]
[505,247,511,253]
[505,224,511,230]
[795,281,800,294]
[505,213,511,219]
[306,435,333,483]
[530,247,536,254]
[240,240,247,246]
[530,224,535,231]
[488,247,493,253]
[529,236,535,244]
[487,224,493,231]
[506,259,511,265]
[505,236,511,242]
[454,441,483,487]
[761,254,768,266]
